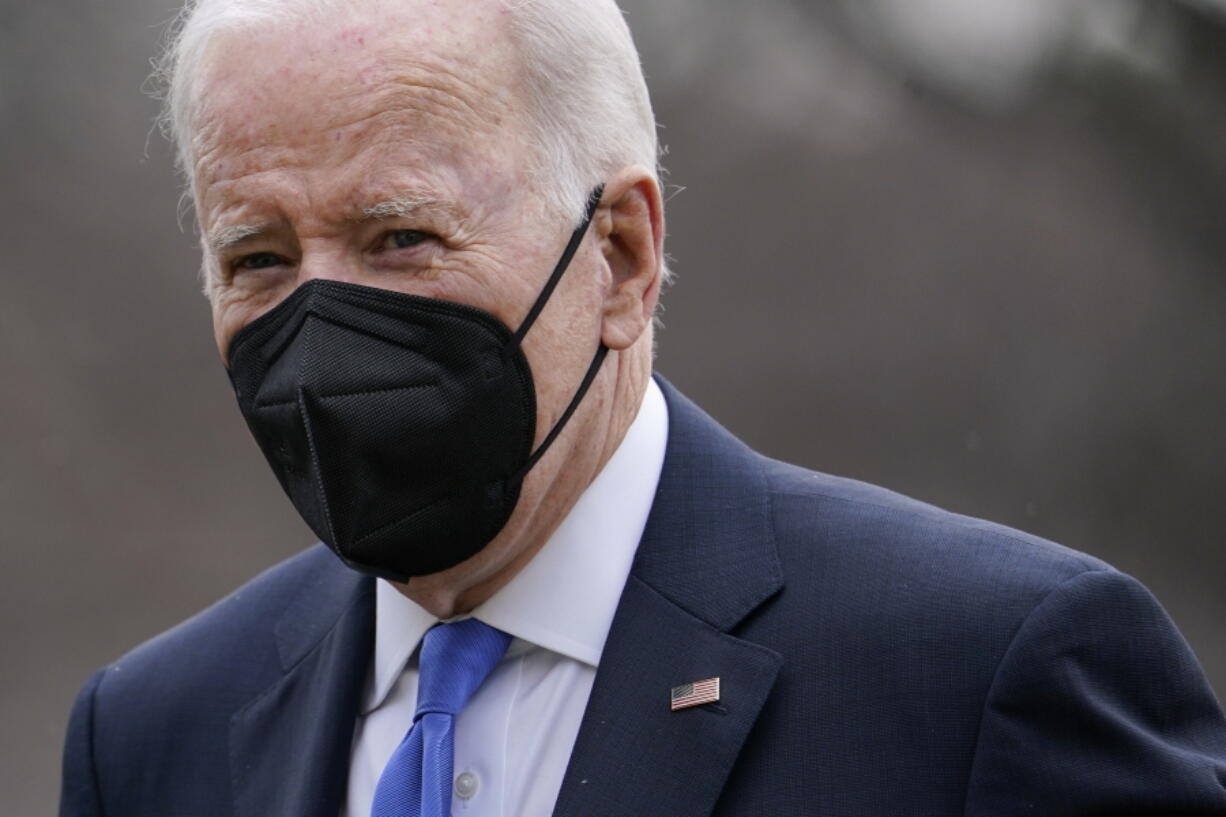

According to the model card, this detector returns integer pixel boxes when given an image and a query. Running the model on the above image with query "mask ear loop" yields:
[512,185,605,343]
[518,345,609,478]
[512,185,609,480]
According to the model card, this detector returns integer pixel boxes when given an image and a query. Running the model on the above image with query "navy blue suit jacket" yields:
[62,379,1226,816]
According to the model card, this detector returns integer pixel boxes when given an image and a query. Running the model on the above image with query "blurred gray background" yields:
[3,0,1225,812]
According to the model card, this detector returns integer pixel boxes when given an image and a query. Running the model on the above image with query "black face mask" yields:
[226,187,607,582]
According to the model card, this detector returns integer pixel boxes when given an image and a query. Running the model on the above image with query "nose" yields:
[294,242,368,289]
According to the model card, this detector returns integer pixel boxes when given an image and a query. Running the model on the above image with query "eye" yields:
[382,229,432,250]
[234,252,287,271]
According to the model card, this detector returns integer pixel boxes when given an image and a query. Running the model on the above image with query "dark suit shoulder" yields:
[717,455,1226,815]
[748,456,1129,716]
[90,544,350,720]
[65,545,369,816]
[762,456,1110,610]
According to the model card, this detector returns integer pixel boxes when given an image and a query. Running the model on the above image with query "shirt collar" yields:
[361,379,669,715]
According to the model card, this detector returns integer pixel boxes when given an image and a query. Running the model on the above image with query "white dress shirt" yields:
[343,380,668,817]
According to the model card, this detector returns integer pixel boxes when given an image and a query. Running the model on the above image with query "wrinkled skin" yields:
[192,0,664,617]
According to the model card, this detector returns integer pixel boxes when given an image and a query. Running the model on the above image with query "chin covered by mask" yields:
[225,188,607,582]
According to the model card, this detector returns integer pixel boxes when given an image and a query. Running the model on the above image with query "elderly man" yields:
[61,0,1226,815]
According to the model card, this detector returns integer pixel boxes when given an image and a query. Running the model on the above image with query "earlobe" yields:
[598,167,664,351]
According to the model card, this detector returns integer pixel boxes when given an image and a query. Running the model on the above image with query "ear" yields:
[594,166,665,351]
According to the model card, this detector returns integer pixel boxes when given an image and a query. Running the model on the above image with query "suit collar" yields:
[273,551,371,671]
[231,552,374,817]
[631,376,784,631]
[554,375,785,817]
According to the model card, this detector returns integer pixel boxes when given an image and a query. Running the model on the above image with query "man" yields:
[60,0,1226,814]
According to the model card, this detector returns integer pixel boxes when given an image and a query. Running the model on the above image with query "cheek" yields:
[520,256,605,395]
[212,308,234,362]
[430,241,537,327]
[212,302,247,363]
[211,288,283,363]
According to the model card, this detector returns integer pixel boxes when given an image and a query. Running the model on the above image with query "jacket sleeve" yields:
[964,568,1226,815]
[60,669,107,817]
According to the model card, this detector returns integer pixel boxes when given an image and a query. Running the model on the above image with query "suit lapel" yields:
[554,378,785,817]
[230,557,374,817]
[553,577,782,817]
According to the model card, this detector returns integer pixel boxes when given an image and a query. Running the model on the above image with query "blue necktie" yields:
[371,619,512,817]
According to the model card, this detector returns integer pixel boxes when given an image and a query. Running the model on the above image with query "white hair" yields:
[154,0,661,222]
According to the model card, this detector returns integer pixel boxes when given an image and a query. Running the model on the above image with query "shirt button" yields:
[454,771,480,800]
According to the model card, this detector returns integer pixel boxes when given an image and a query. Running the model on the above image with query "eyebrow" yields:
[205,193,465,252]
[358,193,461,222]
[207,223,273,253]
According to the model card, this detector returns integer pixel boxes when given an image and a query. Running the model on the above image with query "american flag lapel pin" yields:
[670,677,720,711]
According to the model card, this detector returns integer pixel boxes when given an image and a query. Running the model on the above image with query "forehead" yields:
[190,0,529,204]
